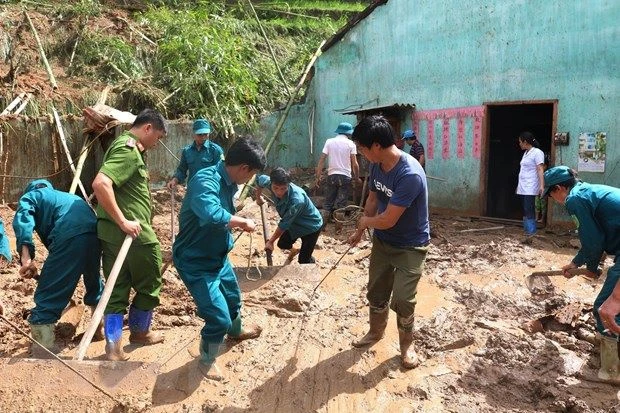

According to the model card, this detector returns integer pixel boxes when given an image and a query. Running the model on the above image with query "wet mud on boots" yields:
[198,339,223,381]
[29,323,56,359]
[128,306,164,345]
[352,307,388,348]
[598,334,620,383]
[227,315,262,341]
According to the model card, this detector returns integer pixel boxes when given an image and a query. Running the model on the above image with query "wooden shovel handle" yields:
[529,268,598,278]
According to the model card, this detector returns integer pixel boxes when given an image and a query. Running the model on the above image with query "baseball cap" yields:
[543,166,574,197]
[193,119,211,135]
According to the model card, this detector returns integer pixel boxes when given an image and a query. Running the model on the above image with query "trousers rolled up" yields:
[177,259,241,354]
[30,232,104,325]
[101,240,162,314]
[366,235,427,331]
[594,258,620,338]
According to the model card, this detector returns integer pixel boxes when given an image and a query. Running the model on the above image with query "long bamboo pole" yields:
[75,234,134,361]
[239,40,326,203]
[52,108,89,201]
[245,0,291,98]
[24,12,57,90]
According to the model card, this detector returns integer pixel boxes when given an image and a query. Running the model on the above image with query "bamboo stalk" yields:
[68,140,90,195]
[24,12,58,90]
[245,0,291,98]
[207,83,234,140]
[239,40,325,203]
[52,108,89,201]
[1,92,25,115]
[68,17,89,70]
[14,93,32,115]
[117,17,157,46]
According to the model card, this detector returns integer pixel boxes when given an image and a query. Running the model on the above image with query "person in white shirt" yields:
[315,122,361,218]
[516,131,545,238]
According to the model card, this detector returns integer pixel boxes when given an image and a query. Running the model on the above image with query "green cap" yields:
[543,166,573,197]
[193,119,211,134]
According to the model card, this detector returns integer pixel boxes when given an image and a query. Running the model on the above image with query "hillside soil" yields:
[0,190,618,412]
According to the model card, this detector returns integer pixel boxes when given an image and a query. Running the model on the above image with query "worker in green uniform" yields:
[173,137,266,379]
[166,118,224,189]
[255,167,323,264]
[13,179,104,357]
[92,109,167,361]
[544,165,620,383]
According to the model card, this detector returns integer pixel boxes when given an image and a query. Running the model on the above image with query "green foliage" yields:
[72,31,144,81]
[40,0,370,134]
[52,0,102,19]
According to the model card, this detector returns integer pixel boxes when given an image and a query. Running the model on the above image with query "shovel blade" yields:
[525,273,555,296]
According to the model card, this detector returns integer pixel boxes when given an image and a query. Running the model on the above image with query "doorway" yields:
[485,103,555,220]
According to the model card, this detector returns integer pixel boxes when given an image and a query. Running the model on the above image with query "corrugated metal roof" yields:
[340,103,415,115]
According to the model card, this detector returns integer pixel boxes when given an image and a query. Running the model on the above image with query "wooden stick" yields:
[259,203,273,266]
[427,175,446,181]
[24,12,58,89]
[75,234,133,361]
[68,139,90,195]
[529,268,597,278]
[52,108,89,201]
[245,0,291,98]
[239,40,326,203]
[459,226,504,233]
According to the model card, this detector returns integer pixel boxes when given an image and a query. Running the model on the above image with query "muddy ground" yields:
[0,190,618,413]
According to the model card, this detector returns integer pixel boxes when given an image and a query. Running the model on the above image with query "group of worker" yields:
[0,109,617,383]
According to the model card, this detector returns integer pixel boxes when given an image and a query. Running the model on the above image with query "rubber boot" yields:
[598,334,620,383]
[104,313,128,361]
[228,314,262,341]
[197,338,223,381]
[398,328,420,369]
[128,306,164,345]
[29,323,56,358]
[89,306,104,342]
[352,307,388,348]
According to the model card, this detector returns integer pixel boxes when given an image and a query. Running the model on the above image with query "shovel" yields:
[259,202,273,266]
[525,268,598,295]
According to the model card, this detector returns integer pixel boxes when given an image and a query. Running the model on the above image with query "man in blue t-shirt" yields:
[348,115,430,370]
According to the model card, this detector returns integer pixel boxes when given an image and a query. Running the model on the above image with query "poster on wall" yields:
[577,132,606,173]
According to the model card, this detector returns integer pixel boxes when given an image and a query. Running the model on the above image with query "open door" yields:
[485,102,555,221]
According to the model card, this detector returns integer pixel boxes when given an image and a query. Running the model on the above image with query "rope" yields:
[293,244,353,357]
[332,205,364,225]
[0,314,121,405]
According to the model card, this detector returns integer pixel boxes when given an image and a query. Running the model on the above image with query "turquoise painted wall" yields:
[262,0,619,216]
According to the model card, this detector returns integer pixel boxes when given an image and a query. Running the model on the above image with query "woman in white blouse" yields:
[516,131,545,238]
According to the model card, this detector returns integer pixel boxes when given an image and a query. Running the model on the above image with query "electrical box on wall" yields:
[554,132,569,145]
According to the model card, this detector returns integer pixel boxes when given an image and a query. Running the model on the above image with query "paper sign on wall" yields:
[577,132,606,172]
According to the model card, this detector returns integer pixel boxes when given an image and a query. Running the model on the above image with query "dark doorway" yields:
[485,103,554,220]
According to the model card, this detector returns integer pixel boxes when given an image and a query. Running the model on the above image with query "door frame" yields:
[479,99,558,220]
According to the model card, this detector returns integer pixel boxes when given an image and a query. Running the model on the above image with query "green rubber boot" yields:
[198,339,223,381]
[598,334,620,383]
[228,315,262,341]
[30,323,56,358]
